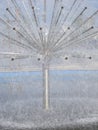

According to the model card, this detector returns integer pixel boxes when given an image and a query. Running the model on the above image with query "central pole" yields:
[42,56,49,110]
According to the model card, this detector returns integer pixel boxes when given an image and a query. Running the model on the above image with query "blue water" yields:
[0,70,98,82]
[0,70,98,100]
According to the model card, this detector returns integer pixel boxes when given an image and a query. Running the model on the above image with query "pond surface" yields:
[0,70,98,129]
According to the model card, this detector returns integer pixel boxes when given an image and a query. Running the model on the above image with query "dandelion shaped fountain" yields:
[0,0,98,112]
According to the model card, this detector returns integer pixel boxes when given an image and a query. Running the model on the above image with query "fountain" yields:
[0,0,98,129]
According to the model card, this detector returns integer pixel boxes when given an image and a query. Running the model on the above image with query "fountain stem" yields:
[42,55,50,110]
